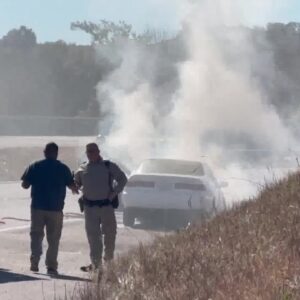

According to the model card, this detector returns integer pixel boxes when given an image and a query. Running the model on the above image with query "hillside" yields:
[79,172,300,300]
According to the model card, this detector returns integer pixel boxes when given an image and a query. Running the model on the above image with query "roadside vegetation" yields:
[77,172,300,300]
[1,23,300,138]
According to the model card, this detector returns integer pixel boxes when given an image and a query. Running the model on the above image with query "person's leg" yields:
[84,206,102,268]
[100,206,117,261]
[45,211,63,272]
[30,209,45,271]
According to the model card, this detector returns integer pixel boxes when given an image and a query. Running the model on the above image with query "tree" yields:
[1,26,37,49]
[70,19,169,45]
[71,20,136,45]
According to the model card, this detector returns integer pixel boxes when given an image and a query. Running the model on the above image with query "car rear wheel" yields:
[123,208,135,227]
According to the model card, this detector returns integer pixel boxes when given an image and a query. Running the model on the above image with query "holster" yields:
[78,196,84,213]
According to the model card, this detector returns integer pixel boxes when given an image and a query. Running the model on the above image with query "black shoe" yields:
[47,268,58,276]
[30,265,39,272]
[80,264,93,272]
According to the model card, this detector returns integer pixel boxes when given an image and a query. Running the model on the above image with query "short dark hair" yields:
[44,142,59,154]
[86,143,99,151]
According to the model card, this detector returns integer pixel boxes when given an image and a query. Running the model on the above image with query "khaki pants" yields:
[84,205,117,267]
[30,209,63,270]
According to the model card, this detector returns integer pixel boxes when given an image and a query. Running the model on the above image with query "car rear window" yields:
[139,160,204,176]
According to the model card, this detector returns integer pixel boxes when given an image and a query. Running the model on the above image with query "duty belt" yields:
[83,198,111,207]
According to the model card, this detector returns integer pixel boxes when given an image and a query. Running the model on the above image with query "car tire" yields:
[123,208,135,227]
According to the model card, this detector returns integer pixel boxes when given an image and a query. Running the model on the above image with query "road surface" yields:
[0,182,161,300]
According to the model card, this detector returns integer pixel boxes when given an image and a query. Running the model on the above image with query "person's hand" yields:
[108,191,117,201]
[70,184,79,195]
[72,187,79,195]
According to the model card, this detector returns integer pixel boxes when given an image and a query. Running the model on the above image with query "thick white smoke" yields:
[96,40,159,166]
[167,0,295,159]
[96,0,297,202]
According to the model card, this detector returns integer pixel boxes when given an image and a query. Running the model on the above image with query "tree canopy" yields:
[0,21,300,131]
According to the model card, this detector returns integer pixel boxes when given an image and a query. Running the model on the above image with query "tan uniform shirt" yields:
[74,160,127,201]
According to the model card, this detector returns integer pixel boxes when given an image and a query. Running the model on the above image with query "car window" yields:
[139,160,205,176]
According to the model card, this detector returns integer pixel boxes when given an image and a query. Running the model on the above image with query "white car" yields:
[122,158,227,227]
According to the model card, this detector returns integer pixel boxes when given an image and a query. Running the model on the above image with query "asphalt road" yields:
[0,182,162,300]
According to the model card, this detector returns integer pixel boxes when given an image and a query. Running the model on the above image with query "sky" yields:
[0,0,299,44]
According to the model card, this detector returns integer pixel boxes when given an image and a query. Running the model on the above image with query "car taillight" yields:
[174,182,206,191]
[126,181,155,188]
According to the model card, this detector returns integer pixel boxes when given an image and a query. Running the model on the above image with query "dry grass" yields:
[78,172,300,300]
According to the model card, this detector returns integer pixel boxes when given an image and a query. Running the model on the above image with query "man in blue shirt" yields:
[21,142,78,275]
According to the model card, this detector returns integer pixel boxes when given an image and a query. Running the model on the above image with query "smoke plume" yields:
[96,0,298,202]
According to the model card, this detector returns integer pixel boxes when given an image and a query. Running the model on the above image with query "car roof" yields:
[140,158,204,165]
[134,158,210,177]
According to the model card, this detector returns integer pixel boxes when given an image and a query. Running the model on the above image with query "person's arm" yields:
[64,166,79,195]
[22,180,31,189]
[108,162,128,199]
[68,182,79,194]
[21,165,34,189]
[74,168,83,190]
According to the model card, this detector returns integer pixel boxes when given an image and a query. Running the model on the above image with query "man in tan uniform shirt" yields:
[74,143,127,271]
